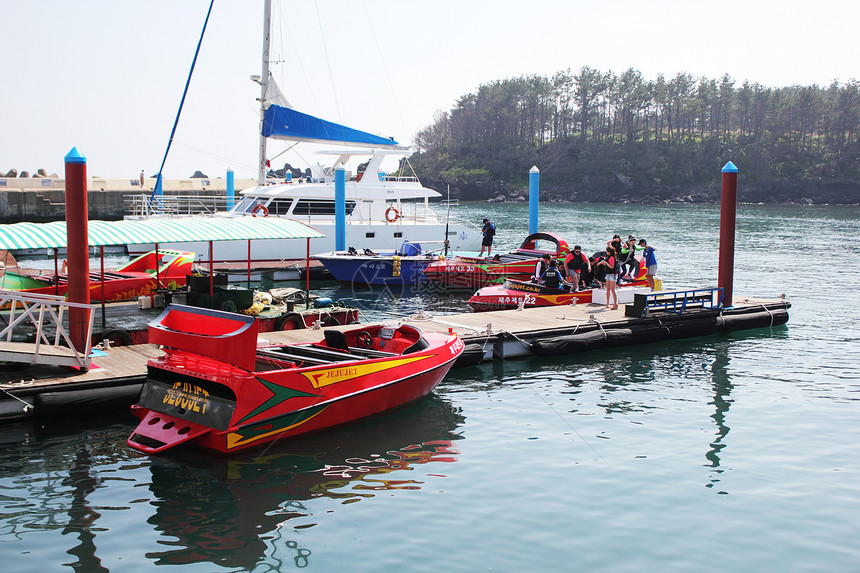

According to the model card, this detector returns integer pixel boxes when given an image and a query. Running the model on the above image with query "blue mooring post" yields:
[226,168,235,209]
[335,163,346,251]
[529,165,540,234]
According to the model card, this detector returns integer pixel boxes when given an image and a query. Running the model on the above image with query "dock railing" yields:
[0,289,96,370]
[626,287,724,318]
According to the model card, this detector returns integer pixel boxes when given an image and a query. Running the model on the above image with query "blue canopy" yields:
[262,104,399,147]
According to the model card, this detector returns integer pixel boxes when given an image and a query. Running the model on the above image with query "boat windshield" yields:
[233,196,267,214]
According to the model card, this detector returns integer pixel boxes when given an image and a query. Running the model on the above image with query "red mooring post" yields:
[64,147,90,350]
[718,161,738,307]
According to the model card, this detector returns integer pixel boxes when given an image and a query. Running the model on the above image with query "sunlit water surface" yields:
[2,203,859,572]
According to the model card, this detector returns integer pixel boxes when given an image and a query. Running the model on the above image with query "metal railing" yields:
[125,194,232,217]
[0,289,96,370]
[638,287,724,314]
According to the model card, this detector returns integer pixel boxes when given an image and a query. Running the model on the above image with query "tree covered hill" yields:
[408,68,860,205]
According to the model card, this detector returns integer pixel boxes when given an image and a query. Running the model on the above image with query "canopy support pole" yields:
[53,250,59,296]
[100,246,106,329]
[305,238,310,310]
[209,241,214,298]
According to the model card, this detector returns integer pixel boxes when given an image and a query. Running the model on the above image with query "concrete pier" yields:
[0,176,257,223]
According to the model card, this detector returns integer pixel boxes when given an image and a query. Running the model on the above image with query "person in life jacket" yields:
[619,236,642,283]
[533,253,551,282]
[596,246,620,309]
[540,259,564,289]
[639,239,658,290]
[564,245,591,291]
[480,218,496,257]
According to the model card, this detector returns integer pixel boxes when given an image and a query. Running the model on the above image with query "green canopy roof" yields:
[0,217,325,250]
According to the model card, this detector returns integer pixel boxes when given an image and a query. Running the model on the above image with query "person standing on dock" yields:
[639,239,658,290]
[480,218,496,257]
[597,246,619,309]
[139,170,145,188]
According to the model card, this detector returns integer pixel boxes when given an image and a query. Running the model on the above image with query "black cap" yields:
[573,245,581,250]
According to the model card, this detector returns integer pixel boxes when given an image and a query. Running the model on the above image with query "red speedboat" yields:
[423,232,570,289]
[468,262,648,312]
[128,304,464,454]
[0,249,194,302]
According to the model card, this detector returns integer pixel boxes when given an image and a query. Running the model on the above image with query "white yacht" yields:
[127,0,479,265]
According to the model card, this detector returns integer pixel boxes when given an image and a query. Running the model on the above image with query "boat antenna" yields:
[444,184,451,257]
[150,0,215,207]
[257,0,273,185]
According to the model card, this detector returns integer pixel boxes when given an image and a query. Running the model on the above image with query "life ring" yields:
[251,203,269,217]
[385,206,400,222]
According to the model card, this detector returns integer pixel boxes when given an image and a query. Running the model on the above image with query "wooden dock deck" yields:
[0,295,789,422]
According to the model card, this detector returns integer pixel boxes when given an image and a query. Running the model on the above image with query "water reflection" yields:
[0,414,141,571]
[62,444,109,573]
[143,396,465,570]
[483,327,789,494]
[706,340,731,493]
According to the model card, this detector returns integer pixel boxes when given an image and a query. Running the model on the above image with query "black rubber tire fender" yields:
[275,312,306,331]
[97,329,134,347]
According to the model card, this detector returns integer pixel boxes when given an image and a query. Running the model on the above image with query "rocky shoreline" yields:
[422,176,860,206]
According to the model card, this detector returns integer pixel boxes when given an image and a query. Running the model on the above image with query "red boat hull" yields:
[468,276,649,312]
[128,305,464,454]
[424,232,570,289]
[4,250,194,303]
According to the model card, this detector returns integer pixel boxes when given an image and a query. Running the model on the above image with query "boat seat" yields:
[256,349,331,366]
[290,345,357,361]
[324,329,349,351]
[347,346,396,358]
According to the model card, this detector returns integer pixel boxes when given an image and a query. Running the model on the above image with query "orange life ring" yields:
[385,206,400,222]
[251,203,269,217]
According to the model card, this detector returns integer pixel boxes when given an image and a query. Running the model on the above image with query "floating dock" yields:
[0,290,789,423]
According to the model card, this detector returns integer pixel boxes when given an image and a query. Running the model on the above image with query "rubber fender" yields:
[531,329,608,356]
[454,344,485,368]
[275,312,306,331]
[319,314,340,327]
[96,329,134,347]
[34,384,143,418]
[721,309,789,331]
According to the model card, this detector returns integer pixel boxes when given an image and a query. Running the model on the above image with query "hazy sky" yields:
[2,0,857,180]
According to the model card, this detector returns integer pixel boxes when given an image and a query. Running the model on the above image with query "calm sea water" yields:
[2,202,859,572]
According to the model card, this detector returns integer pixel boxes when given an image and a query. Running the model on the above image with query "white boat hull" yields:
[127,220,479,264]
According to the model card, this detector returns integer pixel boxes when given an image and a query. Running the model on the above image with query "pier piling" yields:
[63,147,90,351]
[529,166,540,234]
[335,163,346,252]
[718,161,738,307]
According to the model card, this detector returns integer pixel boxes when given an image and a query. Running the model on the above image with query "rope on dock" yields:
[760,304,776,327]
[501,328,535,350]
[0,385,33,412]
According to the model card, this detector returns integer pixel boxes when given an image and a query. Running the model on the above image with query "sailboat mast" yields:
[257,0,272,185]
